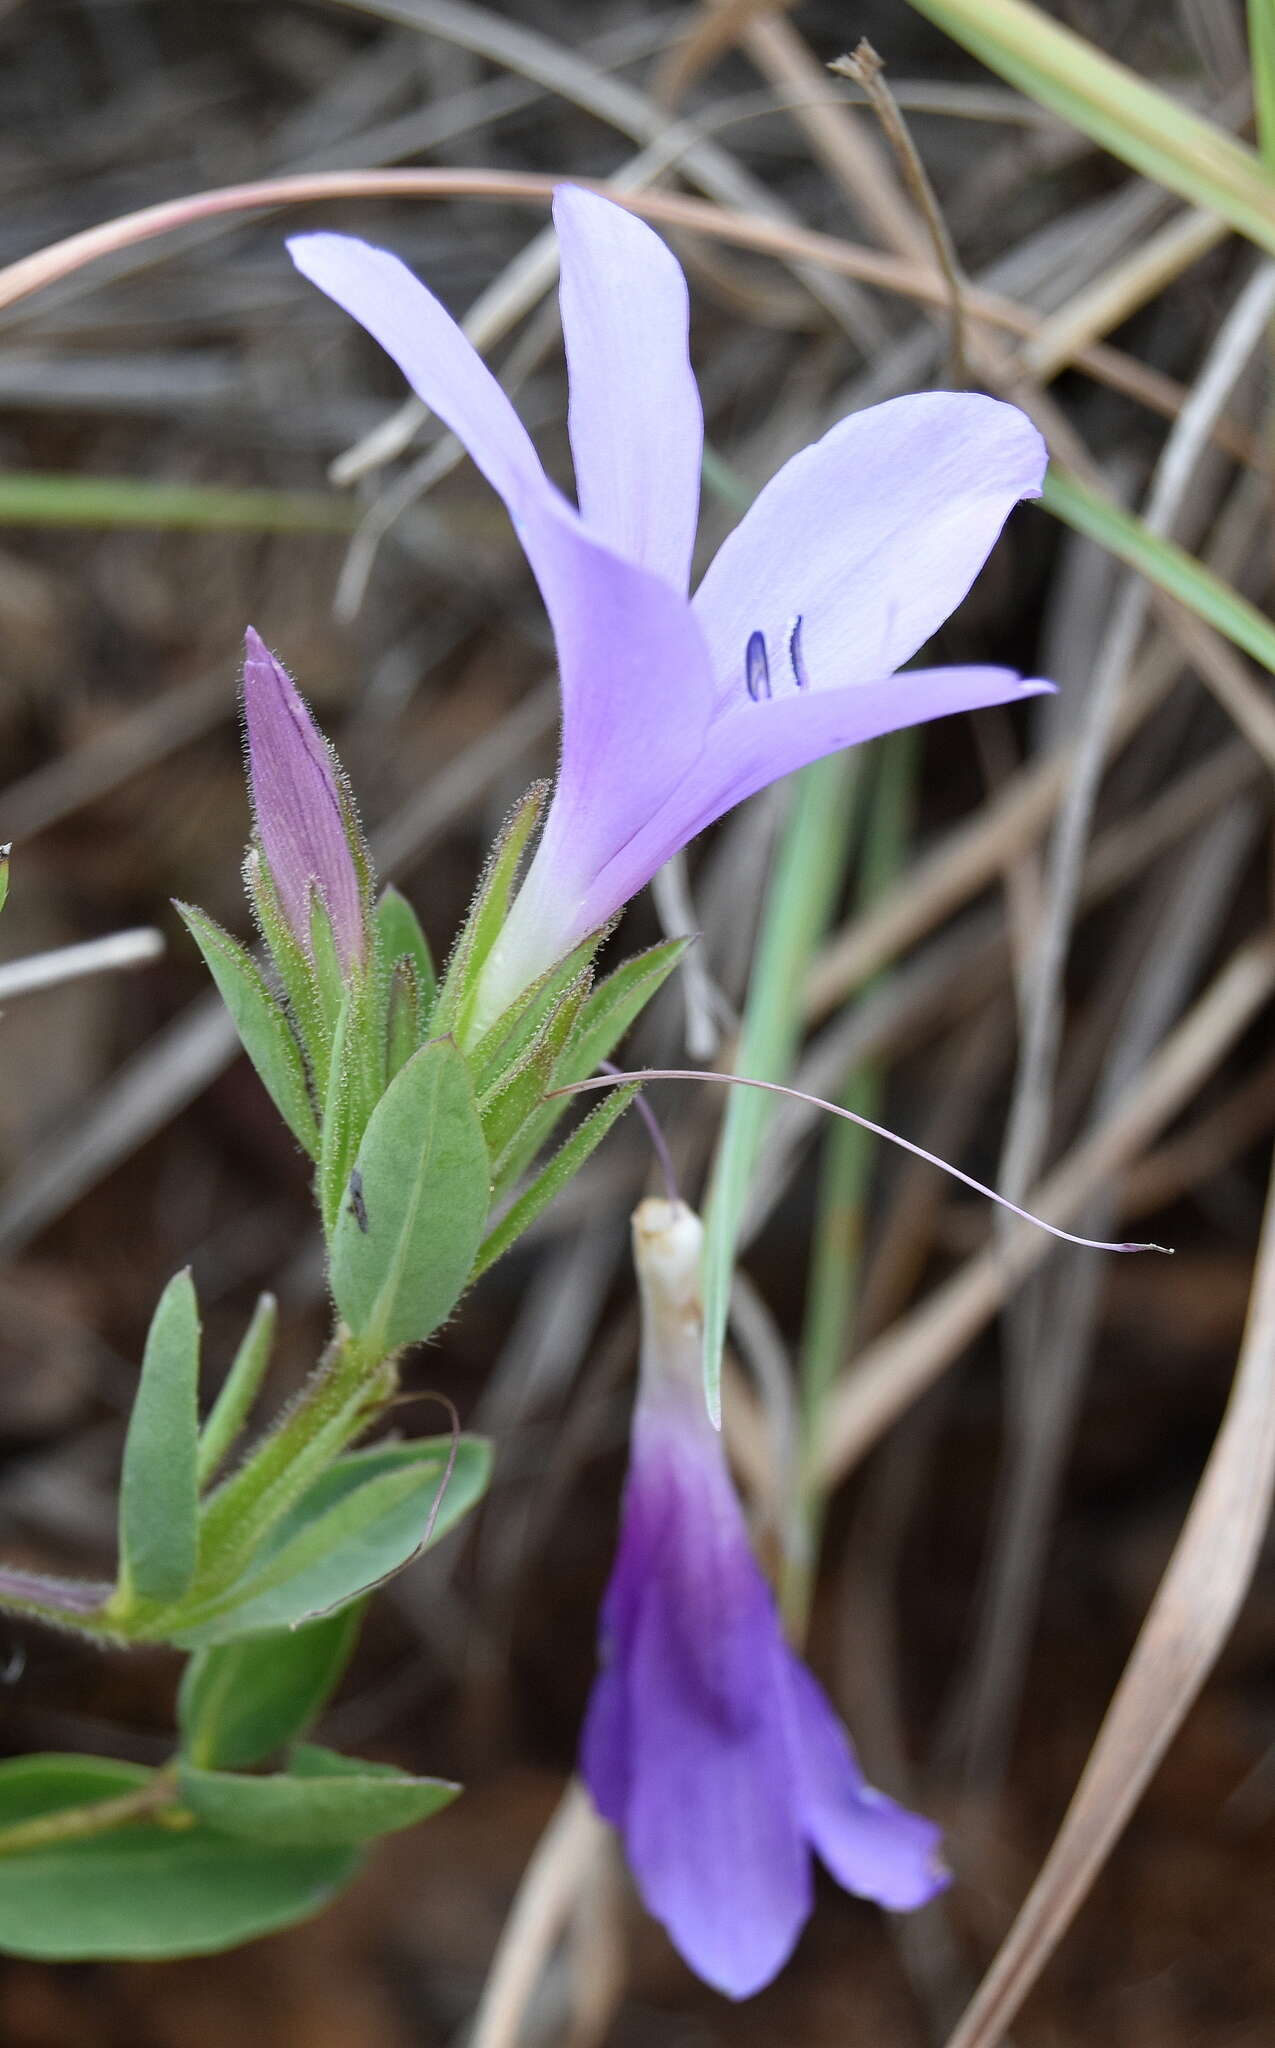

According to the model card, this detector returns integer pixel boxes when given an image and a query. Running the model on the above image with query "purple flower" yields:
[581,1199,947,1999]
[241,627,367,973]
[288,190,1049,1022]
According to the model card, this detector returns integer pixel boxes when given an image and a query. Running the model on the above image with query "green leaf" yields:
[432,783,548,1039]
[118,1269,201,1605]
[176,904,320,1155]
[329,1038,490,1351]
[0,845,8,917]
[385,959,422,1079]
[1041,466,1275,679]
[178,1605,364,1770]
[374,885,435,1013]
[243,848,331,1094]
[169,1436,491,1646]
[478,972,591,1172]
[905,0,1275,259]
[196,1293,277,1490]
[318,977,382,1240]
[0,1756,356,1961]
[467,932,602,1094]
[472,1084,639,1280]
[178,1746,457,1846]
[557,936,692,1086]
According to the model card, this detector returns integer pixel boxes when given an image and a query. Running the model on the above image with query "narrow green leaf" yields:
[329,1038,490,1351]
[178,1607,364,1769]
[118,1270,201,1605]
[557,936,692,1086]
[0,845,9,917]
[318,978,381,1241]
[906,0,1275,258]
[374,885,435,1011]
[473,1084,639,1280]
[468,931,601,1095]
[243,848,330,1094]
[176,904,319,1155]
[169,1437,491,1646]
[385,958,422,1079]
[196,1293,277,1491]
[432,782,548,1039]
[0,1756,356,1960]
[478,972,591,1172]
[1041,466,1275,678]
[178,1747,457,1846]
[702,757,861,1424]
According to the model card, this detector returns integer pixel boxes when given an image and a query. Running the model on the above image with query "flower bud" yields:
[241,628,367,974]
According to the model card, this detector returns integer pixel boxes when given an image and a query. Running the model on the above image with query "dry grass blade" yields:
[944,1139,1275,2048]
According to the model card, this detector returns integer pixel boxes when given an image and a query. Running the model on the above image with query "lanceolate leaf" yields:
[195,1293,277,1491]
[473,1083,640,1279]
[374,885,435,1012]
[167,1437,491,1646]
[0,1755,357,1961]
[557,935,692,1086]
[318,978,382,1240]
[176,904,320,1154]
[117,1269,201,1605]
[177,1605,365,1769]
[178,1745,457,1846]
[329,1037,490,1351]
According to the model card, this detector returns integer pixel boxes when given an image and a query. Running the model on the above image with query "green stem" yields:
[0,1772,181,1859]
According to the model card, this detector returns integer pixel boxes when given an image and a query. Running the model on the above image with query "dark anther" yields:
[788,615,810,689]
[746,629,771,701]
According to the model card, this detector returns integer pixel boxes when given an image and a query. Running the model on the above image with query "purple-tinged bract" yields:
[581,1201,947,1999]
[241,627,367,974]
[287,190,1051,1027]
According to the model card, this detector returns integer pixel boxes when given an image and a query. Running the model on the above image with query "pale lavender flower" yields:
[288,190,1050,1023]
[241,627,366,973]
[582,1199,946,1999]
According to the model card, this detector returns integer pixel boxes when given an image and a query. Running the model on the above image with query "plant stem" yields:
[0,1772,181,1859]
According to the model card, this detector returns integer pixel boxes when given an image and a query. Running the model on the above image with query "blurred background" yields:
[2,0,1274,2041]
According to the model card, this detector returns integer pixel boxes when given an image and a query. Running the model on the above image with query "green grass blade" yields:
[906,0,1275,257]
[1041,467,1275,679]
[1252,0,1275,166]
[0,472,356,532]
[701,755,861,1425]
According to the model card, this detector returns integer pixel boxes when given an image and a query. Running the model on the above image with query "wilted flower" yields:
[289,190,1049,1027]
[241,626,367,974]
[581,1198,946,1999]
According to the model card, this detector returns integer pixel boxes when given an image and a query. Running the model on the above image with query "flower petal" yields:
[784,1658,948,1911]
[590,1415,810,1999]
[289,230,717,1015]
[288,230,549,518]
[692,392,1047,704]
[554,186,703,592]
[574,663,1052,919]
